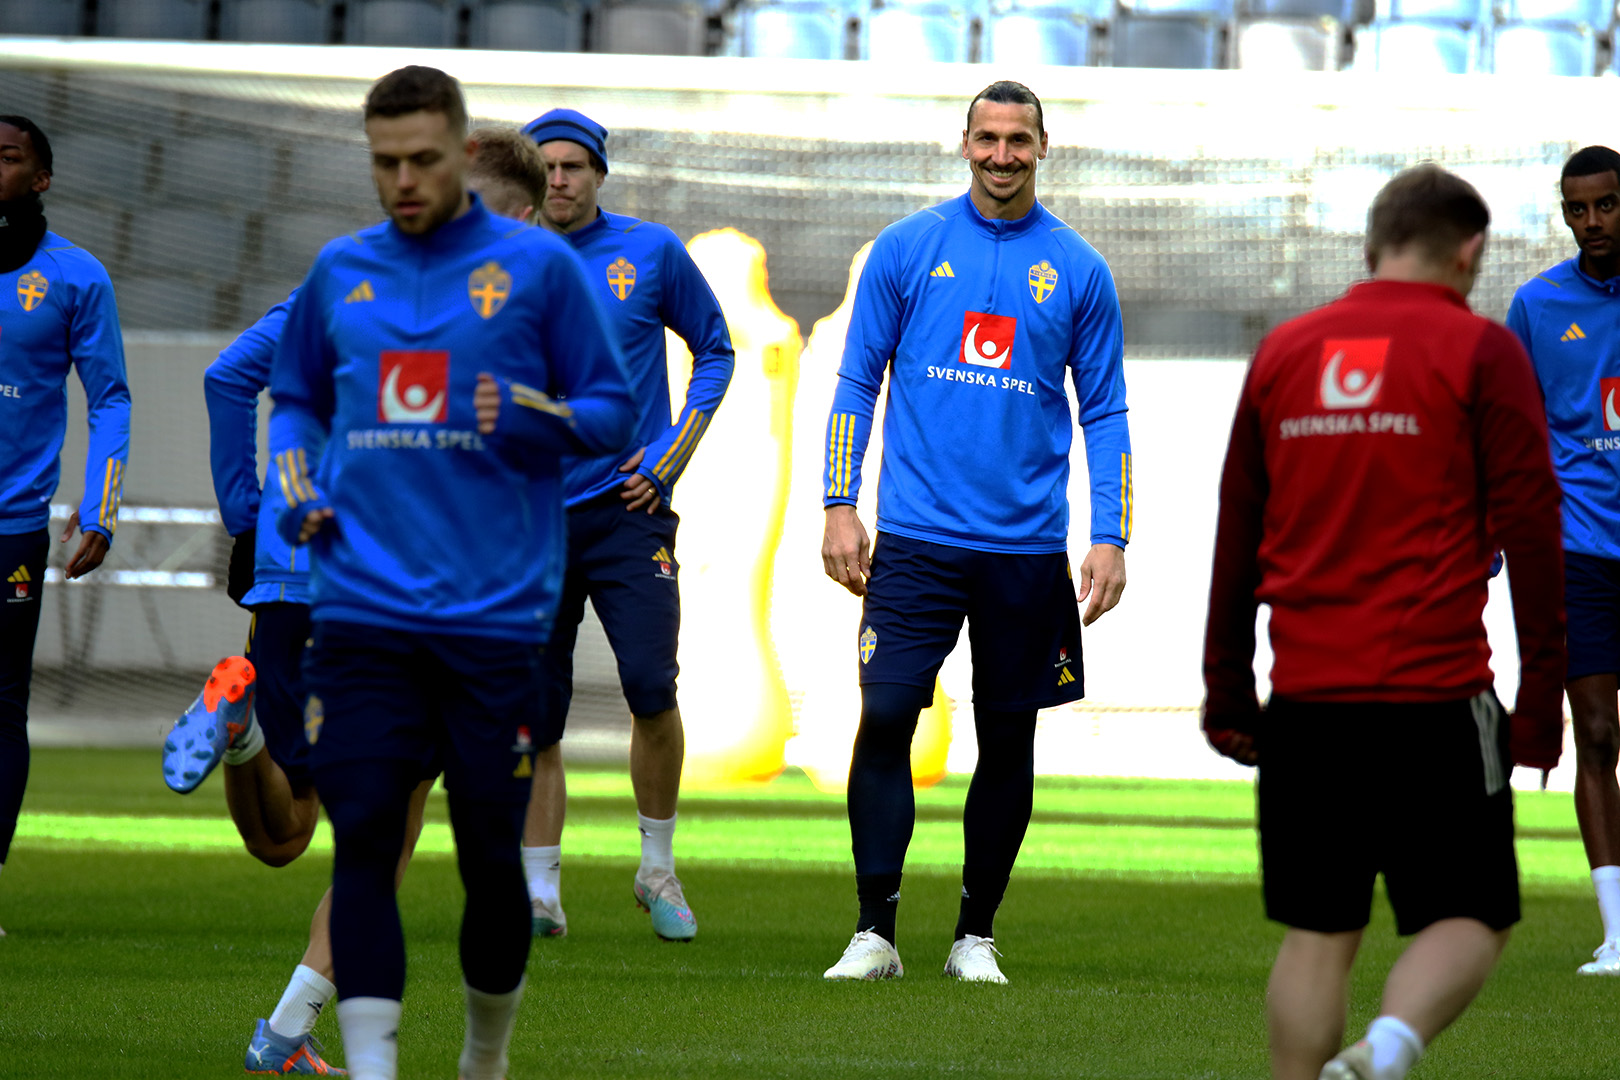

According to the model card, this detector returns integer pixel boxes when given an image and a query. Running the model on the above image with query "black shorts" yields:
[1564,551,1620,682]
[1258,693,1520,936]
[857,532,1083,710]
[540,492,681,742]
[245,603,315,791]
[301,620,543,805]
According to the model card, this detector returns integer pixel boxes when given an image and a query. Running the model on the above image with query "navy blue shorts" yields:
[858,532,1083,710]
[1565,551,1620,681]
[301,621,543,805]
[540,492,681,742]
[244,602,315,791]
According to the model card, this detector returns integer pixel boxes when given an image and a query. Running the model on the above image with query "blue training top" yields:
[556,209,733,508]
[1506,255,1620,561]
[204,291,309,605]
[824,193,1131,554]
[269,196,637,642]
[0,231,130,540]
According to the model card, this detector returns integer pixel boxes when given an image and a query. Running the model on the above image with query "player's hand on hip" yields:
[822,504,871,597]
[61,511,109,579]
[474,372,502,434]
[1077,543,1126,627]
[297,507,335,544]
[618,447,662,514]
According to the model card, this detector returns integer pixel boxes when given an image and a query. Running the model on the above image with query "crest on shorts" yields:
[652,545,676,580]
[1028,260,1058,304]
[606,257,637,301]
[468,261,511,319]
[304,695,324,745]
[512,725,535,778]
[859,625,877,664]
[17,270,47,312]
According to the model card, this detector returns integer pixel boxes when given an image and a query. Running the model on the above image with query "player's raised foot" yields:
[163,656,256,794]
[1578,938,1620,975]
[531,896,568,938]
[943,934,1008,984]
[1318,1041,1375,1080]
[244,1018,345,1075]
[633,868,696,941]
[823,929,904,980]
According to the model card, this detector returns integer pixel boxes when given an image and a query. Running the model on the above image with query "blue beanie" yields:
[523,108,609,174]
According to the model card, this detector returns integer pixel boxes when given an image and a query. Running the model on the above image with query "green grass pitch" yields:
[1,749,1615,1078]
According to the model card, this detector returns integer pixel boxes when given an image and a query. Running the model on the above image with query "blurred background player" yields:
[518,107,734,942]
[819,81,1130,985]
[168,126,548,1075]
[1203,165,1566,1080]
[270,67,633,1080]
[0,114,130,938]
[1505,144,1620,977]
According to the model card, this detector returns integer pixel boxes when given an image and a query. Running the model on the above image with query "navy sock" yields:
[449,794,530,994]
[847,683,930,944]
[316,759,417,1001]
[955,707,1037,941]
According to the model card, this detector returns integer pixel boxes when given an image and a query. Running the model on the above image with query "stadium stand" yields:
[1352,16,1480,71]
[342,0,460,45]
[0,0,87,34]
[984,7,1094,65]
[217,0,332,42]
[466,0,585,49]
[859,1,974,61]
[97,0,214,39]
[1112,8,1229,67]
[731,0,850,58]
[1232,15,1340,68]
[594,0,712,53]
[1492,20,1597,75]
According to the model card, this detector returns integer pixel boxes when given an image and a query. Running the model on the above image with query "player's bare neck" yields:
[970,186,1036,223]
[1580,251,1620,282]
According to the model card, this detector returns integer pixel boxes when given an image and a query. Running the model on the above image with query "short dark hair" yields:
[1561,145,1620,186]
[0,114,52,174]
[469,125,546,207]
[364,65,467,135]
[1366,164,1490,268]
[967,81,1044,137]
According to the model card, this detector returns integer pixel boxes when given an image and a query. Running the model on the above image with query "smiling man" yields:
[818,81,1131,984]
[268,67,634,1080]
[1506,144,1620,978]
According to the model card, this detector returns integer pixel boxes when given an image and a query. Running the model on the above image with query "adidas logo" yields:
[1057,667,1075,686]
[7,565,30,584]
[652,546,673,563]
[929,262,955,278]
[1561,322,1587,342]
[344,280,375,304]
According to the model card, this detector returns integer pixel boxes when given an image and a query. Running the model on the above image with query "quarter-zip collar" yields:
[959,192,1044,240]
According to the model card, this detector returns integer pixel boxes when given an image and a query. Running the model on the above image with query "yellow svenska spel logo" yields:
[468,261,511,319]
[17,270,48,312]
[1028,261,1058,305]
[606,257,637,300]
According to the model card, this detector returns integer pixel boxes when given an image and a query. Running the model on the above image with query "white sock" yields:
[1364,1015,1424,1080]
[459,978,526,1080]
[334,997,401,1080]
[1593,865,1620,942]
[638,812,676,876]
[522,845,561,906]
[222,710,265,766]
[268,964,336,1040]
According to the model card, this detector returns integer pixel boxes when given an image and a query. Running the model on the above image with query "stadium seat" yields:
[127,208,248,282]
[987,0,1109,14]
[1353,18,1478,71]
[1111,12,1227,67]
[984,9,1093,64]
[1496,0,1608,23]
[96,0,212,39]
[1120,0,1236,16]
[733,1,849,58]
[218,0,331,43]
[594,0,710,53]
[0,0,85,34]
[861,4,973,61]
[1233,15,1339,67]
[467,0,584,49]
[48,132,149,202]
[343,0,458,46]
[158,135,277,211]
[1373,0,1483,21]
[1491,21,1596,74]
[1239,0,1354,20]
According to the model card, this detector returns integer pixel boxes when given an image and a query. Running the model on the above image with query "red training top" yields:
[1203,279,1566,732]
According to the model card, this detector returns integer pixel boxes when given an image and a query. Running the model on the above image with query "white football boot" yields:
[1578,938,1620,975]
[1318,1041,1376,1080]
[823,930,903,980]
[942,934,1008,984]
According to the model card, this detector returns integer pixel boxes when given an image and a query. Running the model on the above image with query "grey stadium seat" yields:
[467,0,586,50]
[96,0,212,39]
[1111,11,1228,67]
[1240,0,1355,21]
[1495,0,1608,21]
[984,9,1094,64]
[1119,0,1237,17]
[1353,18,1479,71]
[0,0,85,35]
[218,0,331,43]
[861,4,972,62]
[733,0,849,59]
[593,0,710,53]
[1491,21,1597,74]
[1373,0,1484,21]
[343,0,458,46]
[1233,15,1340,68]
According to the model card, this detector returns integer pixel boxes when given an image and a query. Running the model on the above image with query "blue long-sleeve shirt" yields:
[557,209,733,507]
[1506,256,1620,561]
[824,194,1131,554]
[0,231,130,539]
[269,197,636,642]
[204,291,309,605]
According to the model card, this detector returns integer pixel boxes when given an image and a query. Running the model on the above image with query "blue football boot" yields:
[633,868,697,941]
[163,656,256,794]
[244,1018,345,1075]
